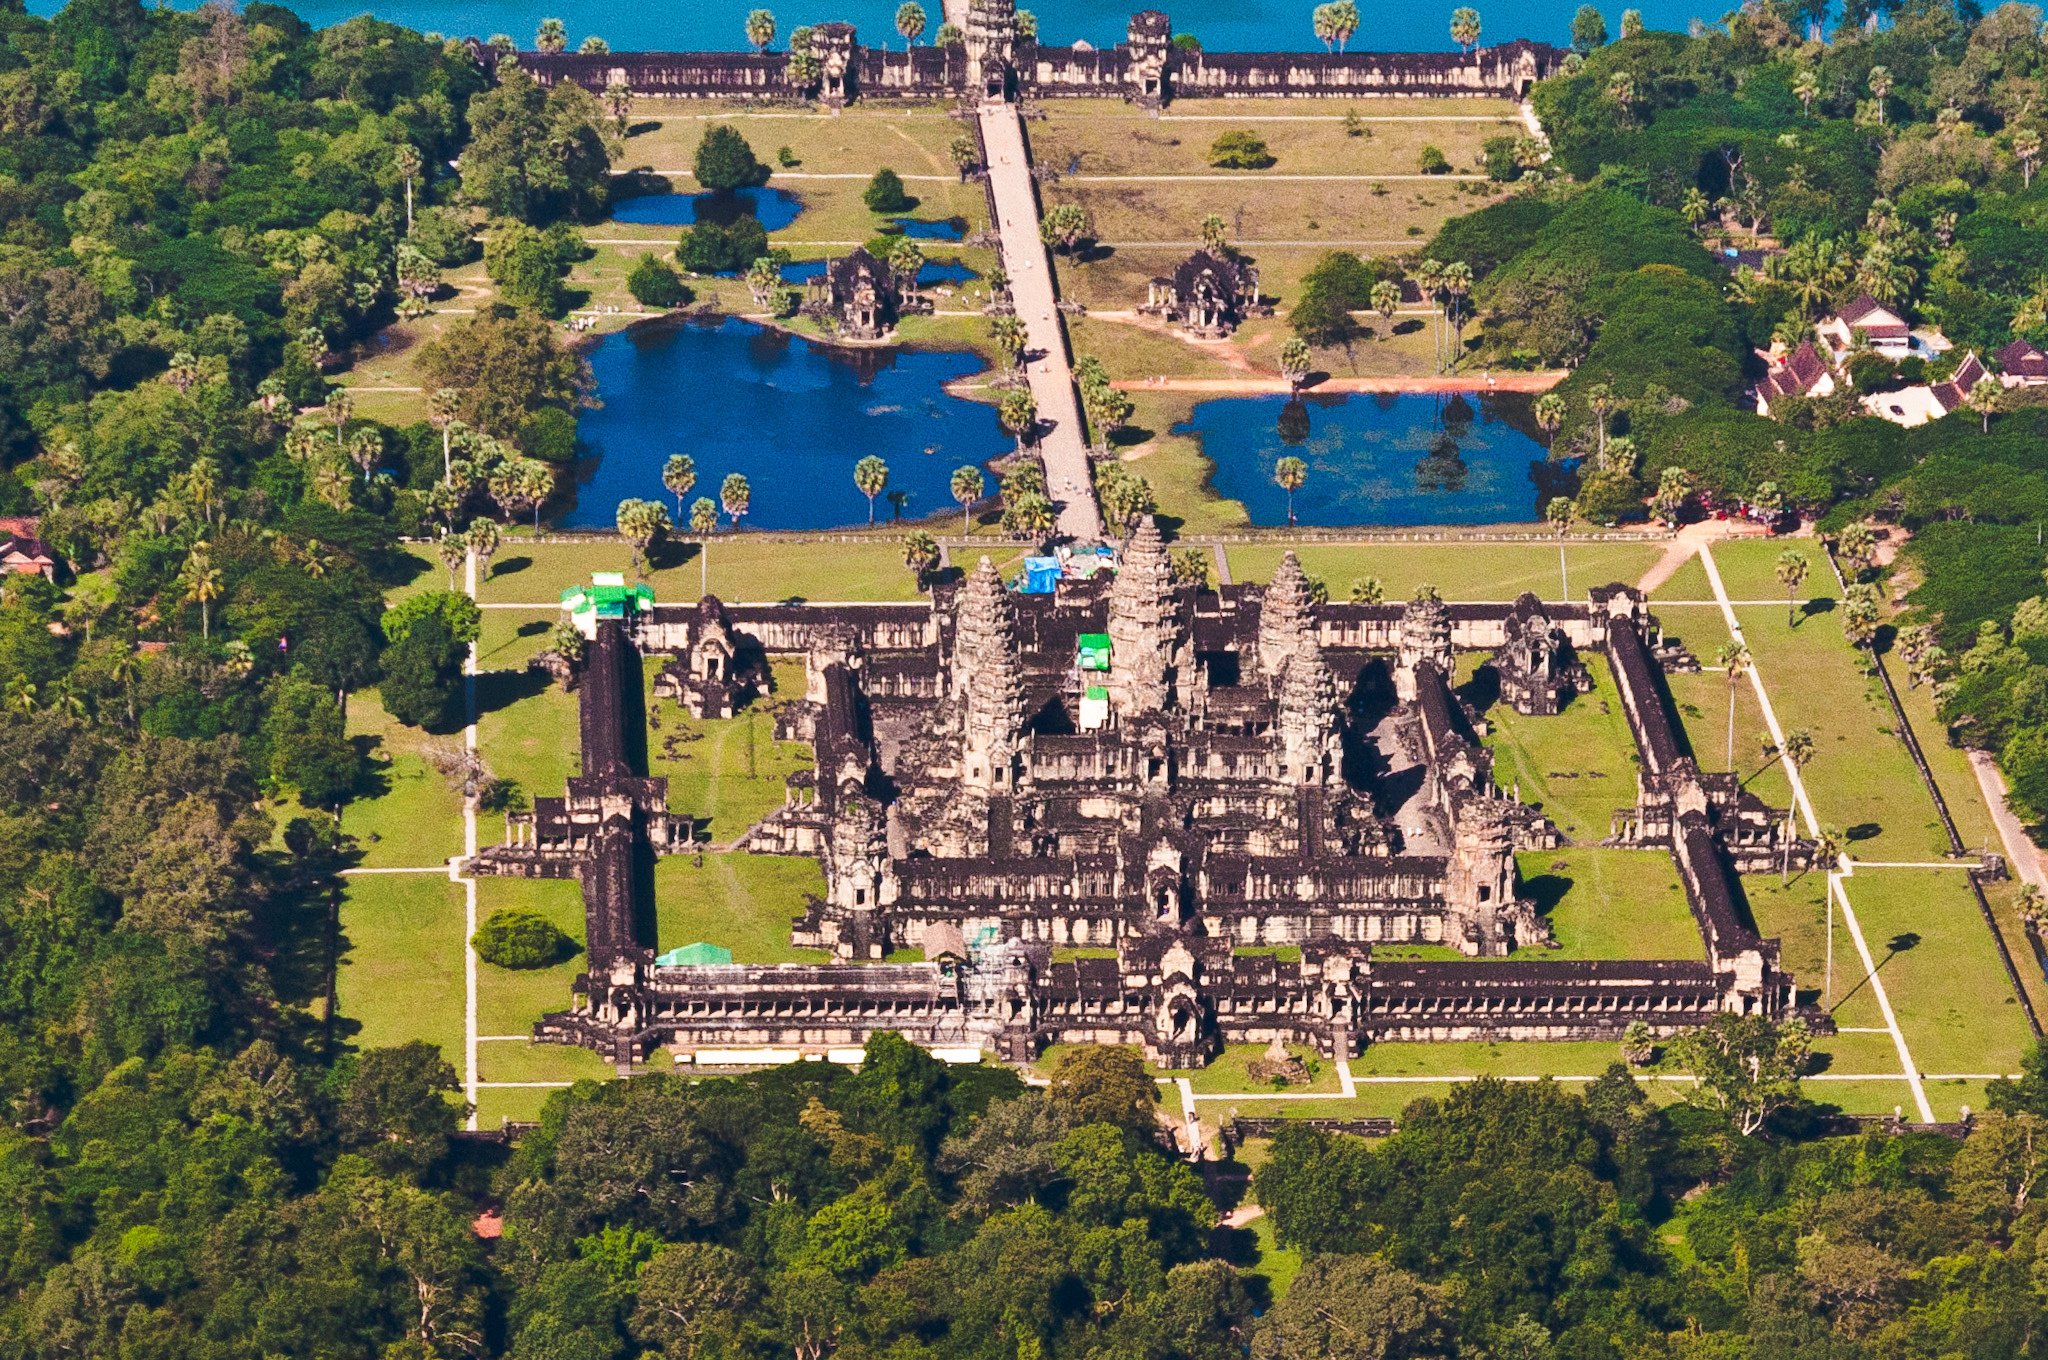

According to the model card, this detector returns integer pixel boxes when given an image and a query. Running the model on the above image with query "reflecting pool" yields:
[611,186,806,230]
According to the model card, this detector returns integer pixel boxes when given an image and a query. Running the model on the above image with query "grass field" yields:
[1523,849,1704,961]
[474,535,929,605]
[336,874,467,1062]
[647,657,814,841]
[1226,539,1664,601]
[1475,655,1638,842]
[653,853,829,963]
[341,691,466,869]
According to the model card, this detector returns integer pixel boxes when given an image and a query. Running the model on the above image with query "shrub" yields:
[410,207,478,267]
[1846,351,1901,393]
[1208,130,1275,169]
[694,124,767,192]
[677,216,770,274]
[1481,135,1521,181]
[1419,144,1451,174]
[627,252,691,308]
[864,168,912,213]
[517,406,579,463]
[777,145,799,167]
[472,910,572,969]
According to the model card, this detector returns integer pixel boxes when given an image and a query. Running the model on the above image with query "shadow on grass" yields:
[1829,928,1919,1015]
[476,666,551,717]
[493,554,533,579]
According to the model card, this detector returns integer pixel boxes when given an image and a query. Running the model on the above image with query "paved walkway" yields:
[1971,750,2048,894]
[977,100,1104,544]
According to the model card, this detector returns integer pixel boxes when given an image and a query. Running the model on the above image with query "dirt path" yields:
[1111,373,1569,395]
[1634,521,1772,595]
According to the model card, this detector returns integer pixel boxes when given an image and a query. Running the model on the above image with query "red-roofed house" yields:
[1816,295,1914,363]
[0,520,55,580]
[1996,339,2048,388]
[1754,340,1834,415]
[1860,351,1988,427]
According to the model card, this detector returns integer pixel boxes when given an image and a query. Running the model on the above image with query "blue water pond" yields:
[892,216,969,241]
[612,186,806,230]
[567,315,1004,531]
[779,258,978,287]
[1184,391,1578,528]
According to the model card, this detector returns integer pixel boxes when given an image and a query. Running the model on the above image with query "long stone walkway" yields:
[976,100,1104,544]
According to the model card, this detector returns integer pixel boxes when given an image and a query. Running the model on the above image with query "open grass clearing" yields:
[335,874,467,1062]
[619,101,970,180]
[1225,540,1664,601]
[474,535,928,605]
[1173,1043,1343,1095]
[646,656,814,841]
[341,690,465,869]
[1474,654,1637,842]
[1742,872,1887,1032]
[1520,849,1705,961]
[1045,176,1503,249]
[474,876,589,1038]
[653,853,828,963]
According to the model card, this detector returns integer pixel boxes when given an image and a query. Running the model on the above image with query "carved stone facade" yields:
[1141,249,1269,337]
[508,3,1564,107]
[485,535,1804,1072]
[803,246,931,340]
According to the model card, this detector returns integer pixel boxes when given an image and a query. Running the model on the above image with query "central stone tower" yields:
[964,0,1019,99]
[1107,518,1182,720]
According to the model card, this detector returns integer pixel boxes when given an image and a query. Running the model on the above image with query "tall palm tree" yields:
[1681,186,1711,230]
[1793,66,1820,120]
[998,389,1037,454]
[428,389,461,479]
[437,529,468,589]
[1449,6,1481,52]
[721,473,753,530]
[535,17,567,52]
[394,144,422,233]
[895,1,926,48]
[1867,65,1893,125]
[182,542,222,640]
[1540,496,1576,598]
[1774,549,1808,628]
[1533,392,1566,450]
[1328,0,1359,51]
[467,518,501,581]
[690,497,719,594]
[1311,2,1338,50]
[1414,259,1446,370]
[1279,337,1313,390]
[1716,641,1751,769]
[951,465,985,534]
[1779,728,1815,882]
[745,8,776,51]
[1440,261,1474,363]
[1273,456,1308,526]
[991,315,1028,378]
[1371,279,1401,339]
[663,454,697,521]
[854,456,890,523]
[2017,128,2043,189]
[1586,383,1614,460]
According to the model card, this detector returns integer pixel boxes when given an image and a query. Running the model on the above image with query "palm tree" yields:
[1349,576,1385,604]
[1449,6,1481,52]
[1440,261,1474,363]
[1370,279,1401,339]
[428,389,461,479]
[347,428,382,482]
[1279,337,1313,391]
[603,77,632,147]
[895,1,926,48]
[1854,239,1915,307]
[1779,727,1815,882]
[1652,465,1691,526]
[998,389,1037,454]
[579,35,610,53]
[3,676,35,715]
[181,542,222,640]
[902,531,941,590]
[951,465,985,533]
[991,314,1028,378]
[1969,375,2003,434]
[1607,71,1636,124]
[745,8,776,51]
[508,461,552,531]
[1774,549,1809,628]
[1545,496,1573,596]
[394,144,422,233]
[663,454,697,520]
[853,456,890,523]
[1586,383,1614,460]
[467,517,501,581]
[1836,521,1876,581]
[1200,213,1230,254]
[689,497,719,594]
[1328,0,1358,51]
[720,473,752,530]
[535,17,567,52]
[1793,66,1820,120]
[2017,129,2043,189]
[1415,259,1446,370]
[1311,2,1338,50]
[1716,641,1751,769]
[436,529,468,589]
[1681,186,1711,230]
[615,498,671,578]
[1533,392,1566,450]
[324,388,354,448]
[1273,456,1308,526]
[1867,65,1893,125]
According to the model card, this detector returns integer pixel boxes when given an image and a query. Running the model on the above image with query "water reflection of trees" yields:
[1528,456,1580,520]
[1414,433,1468,493]
[1277,398,1311,446]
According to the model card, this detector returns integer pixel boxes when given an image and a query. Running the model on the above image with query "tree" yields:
[1619,6,1643,36]
[991,314,1028,376]
[382,610,467,730]
[419,310,593,438]
[998,388,1038,453]
[695,124,768,193]
[1252,1254,1453,1360]
[1370,278,1401,339]
[628,253,690,308]
[864,168,911,214]
[462,64,611,223]
[853,456,890,524]
[1039,203,1094,255]
[1350,576,1385,604]
[663,454,697,520]
[1209,131,1276,169]
[1836,522,1875,581]
[1003,491,1055,538]
[180,541,222,640]
[1570,4,1607,50]
[745,8,776,50]
[1793,65,1820,118]
[2017,128,2042,189]
[337,1042,463,1178]
[949,134,979,179]
[1545,496,1573,597]
[895,1,927,47]
[1669,1014,1812,1135]
[1867,65,1893,125]
[721,472,753,530]
[1651,466,1691,526]
[394,144,423,234]
[1449,6,1481,52]
[1775,549,1809,627]
[1047,1045,1157,1133]
[951,465,985,533]
[473,910,570,968]
[1969,375,2003,434]
[1274,456,1308,526]
[436,529,469,591]
[1325,0,1359,50]
[1279,337,1313,390]
[615,498,671,579]
[1779,727,1814,881]
[1439,260,1473,361]
[535,17,566,51]
[1200,213,1230,253]
[467,517,501,581]
[902,531,941,590]
[1716,641,1751,769]
[632,1243,760,1356]
[690,497,719,592]
[1083,383,1134,454]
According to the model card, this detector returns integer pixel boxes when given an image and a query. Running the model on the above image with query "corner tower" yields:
[953,556,1028,790]
[1107,518,1181,719]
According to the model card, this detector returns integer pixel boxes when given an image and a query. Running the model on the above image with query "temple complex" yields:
[506,3,1563,106]
[473,520,1812,1072]
[1140,249,1270,338]
[803,247,932,340]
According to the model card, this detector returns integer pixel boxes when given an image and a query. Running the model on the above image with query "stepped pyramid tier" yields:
[954,556,1028,790]
[1106,518,1183,720]
[1257,550,1317,683]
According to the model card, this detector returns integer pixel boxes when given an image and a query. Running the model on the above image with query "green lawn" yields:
[1521,849,1705,961]
[335,874,466,1063]
[1243,1214,1302,1302]
[1225,540,1663,601]
[474,876,589,1038]
[476,670,581,845]
[1741,871,1887,1031]
[1176,1043,1342,1095]
[1711,537,1841,604]
[1476,654,1638,843]
[653,853,829,963]
[341,691,465,869]
[646,657,814,842]
[476,536,927,606]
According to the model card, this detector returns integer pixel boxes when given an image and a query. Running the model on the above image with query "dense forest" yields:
[2,0,2048,1353]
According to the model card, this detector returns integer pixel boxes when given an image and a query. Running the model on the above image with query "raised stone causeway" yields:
[472,522,1812,1072]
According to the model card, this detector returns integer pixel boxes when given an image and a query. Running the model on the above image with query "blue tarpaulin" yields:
[1019,556,1062,594]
